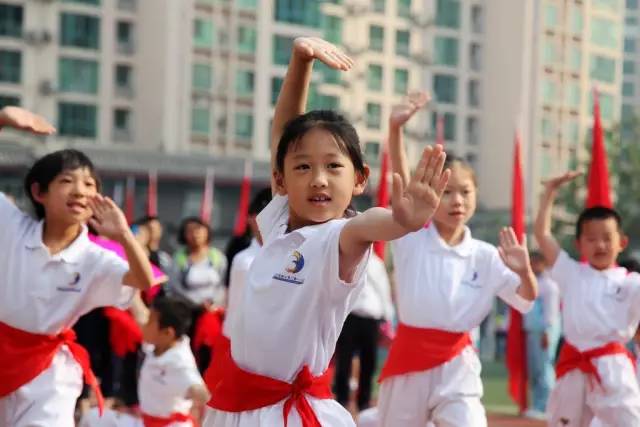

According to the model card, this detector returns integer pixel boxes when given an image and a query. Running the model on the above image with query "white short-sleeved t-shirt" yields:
[550,251,640,351]
[391,224,532,332]
[230,194,370,382]
[139,337,204,420]
[223,239,260,337]
[0,193,133,335]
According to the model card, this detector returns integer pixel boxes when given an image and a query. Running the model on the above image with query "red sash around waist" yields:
[141,411,195,427]
[556,341,635,384]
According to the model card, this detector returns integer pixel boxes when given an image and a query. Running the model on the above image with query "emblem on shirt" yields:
[461,271,481,288]
[56,272,82,292]
[273,251,305,285]
[152,367,167,384]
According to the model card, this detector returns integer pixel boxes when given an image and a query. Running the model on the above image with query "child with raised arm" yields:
[0,107,155,426]
[376,92,537,427]
[534,172,640,426]
[202,37,450,427]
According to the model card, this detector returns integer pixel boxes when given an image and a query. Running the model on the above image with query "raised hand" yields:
[542,171,582,193]
[389,91,431,128]
[498,227,531,275]
[391,145,450,231]
[0,106,56,135]
[293,37,354,71]
[88,195,130,242]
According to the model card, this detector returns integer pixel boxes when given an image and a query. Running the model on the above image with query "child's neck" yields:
[433,221,466,246]
[153,339,178,357]
[42,219,83,255]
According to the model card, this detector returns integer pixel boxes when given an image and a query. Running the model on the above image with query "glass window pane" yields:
[238,26,256,55]
[271,77,283,105]
[367,64,383,91]
[324,15,342,45]
[436,0,460,29]
[59,102,97,137]
[544,2,559,28]
[433,74,457,104]
[235,70,254,97]
[0,95,19,108]
[394,68,408,95]
[60,13,100,49]
[593,0,621,12]
[571,5,583,35]
[624,60,636,74]
[569,47,582,72]
[0,50,20,83]
[591,17,619,49]
[273,35,294,65]
[194,19,214,48]
[59,58,99,94]
[395,30,410,57]
[369,25,384,51]
[193,64,212,90]
[373,0,385,13]
[366,103,381,129]
[566,82,581,109]
[0,4,23,38]
[398,0,411,18]
[623,82,635,96]
[274,0,321,27]
[191,107,210,134]
[235,113,253,138]
[434,36,458,66]
[590,55,616,83]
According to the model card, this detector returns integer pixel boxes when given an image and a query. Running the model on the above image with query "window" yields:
[432,112,456,140]
[113,108,131,141]
[468,80,480,107]
[395,30,410,57]
[466,116,479,145]
[569,47,581,72]
[470,44,482,71]
[367,64,383,91]
[0,95,19,108]
[372,0,385,13]
[191,107,210,135]
[115,64,132,92]
[320,63,341,85]
[274,0,321,27]
[543,39,557,66]
[471,5,483,33]
[433,74,457,104]
[591,17,619,49]
[273,35,294,65]
[542,79,557,104]
[235,113,253,139]
[566,82,580,108]
[0,50,20,83]
[324,15,342,45]
[236,70,254,97]
[398,0,411,18]
[238,26,256,55]
[625,37,636,53]
[193,64,212,90]
[369,26,384,52]
[59,102,97,138]
[544,2,559,28]
[194,19,213,48]
[116,21,134,54]
[0,4,23,38]
[271,77,283,105]
[593,0,621,12]
[394,68,409,95]
[624,82,635,96]
[435,0,460,29]
[564,120,579,145]
[59,58,99,94]
[117,0,137,11]
[60,13,100,49]
[364,141,380,165]
[238,0,257,8]
[434,37,458,66]
[624,60,635,74]
[366,103,381,129]
[629,0,639,8]
[591,92,615,120]
[590,55,616,83]
[570,5,583,35]
[317,95,339,110]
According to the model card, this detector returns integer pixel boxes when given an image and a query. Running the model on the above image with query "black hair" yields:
[276,110,366,176]
[23,149,101,219]
[248,188,272,216]
[177,216,211,246]
[443,153,477,186]
[619,258,640,274]
[138,215,160,224]
[575,206,622,239]
[151,296,192,338]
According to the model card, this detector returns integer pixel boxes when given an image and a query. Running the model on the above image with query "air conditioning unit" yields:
[39,80,56,96]
[23,30,52,45]
[345,2,369,15]
[411,50,431,66]
[410,12,433,28]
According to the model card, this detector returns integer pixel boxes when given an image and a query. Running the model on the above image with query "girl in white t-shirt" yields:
[202,37,450,427]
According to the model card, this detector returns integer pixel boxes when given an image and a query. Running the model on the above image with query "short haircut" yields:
[24,149,101,219]
[248,188,272,216]
[177,216,211,245]
[575,206,622,239]
[619,258,640,273]
[151,296,192,338]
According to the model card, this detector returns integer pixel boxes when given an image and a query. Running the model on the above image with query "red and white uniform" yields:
[547,251,640,426]
[203,195,370,426]
[0,193,133,427]
[377,224,532,427]
[139,337,203,427]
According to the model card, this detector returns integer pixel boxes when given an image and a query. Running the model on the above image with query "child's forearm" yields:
[118,230,154,291]
[534,189,561,264]
[388,123,411,187]
[187,384,211,406]
[340,207,413,257]
[516,269,538,301]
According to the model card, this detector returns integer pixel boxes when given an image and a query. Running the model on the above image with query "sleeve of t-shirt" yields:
[549,250,579,295]
[168,363,205,398]
[0,192,29,248]
[86,248,134,309]
[492,249,534,314]
[324,218,371,302]
[627,273,640,319]
[255,194,288,245]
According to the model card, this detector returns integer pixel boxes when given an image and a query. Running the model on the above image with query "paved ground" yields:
[488,413,545,427]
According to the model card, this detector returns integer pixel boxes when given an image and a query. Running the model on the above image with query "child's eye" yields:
[328,162,343,169]
[60,177,72,183]
[85,181,96,188]
[294,164,310,171]
[443,190,451,195]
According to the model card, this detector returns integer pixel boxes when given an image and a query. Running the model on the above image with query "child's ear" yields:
[620,234,629,251]
[30,182,46,203]
[273,170,287,196]
[352,165,370,196]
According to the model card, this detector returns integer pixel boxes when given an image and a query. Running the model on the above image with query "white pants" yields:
[548,354,640,427]
[0,347,83,427]
[377,347,486,427]
[202,396,355,426]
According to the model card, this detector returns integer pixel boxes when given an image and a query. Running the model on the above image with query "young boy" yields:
[534,171,640,426]
[139,296,210,426]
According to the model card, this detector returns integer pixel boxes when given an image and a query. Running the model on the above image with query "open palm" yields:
[498,227,531,275]
[88,195,130,241]
[293,37,353,71]
[392,145,450,231]
[542,171,582,192]
[0,106,56,135]
[390,91,430,128]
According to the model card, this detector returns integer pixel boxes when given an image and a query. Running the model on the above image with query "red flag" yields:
[146,170,158,217]
[506,131,528,413]
[200,168,215,225]
[124,175,135,224]
[373,144,390,259]
[586,89,612,208]
[233,160,253,236]
[436,113,445,146]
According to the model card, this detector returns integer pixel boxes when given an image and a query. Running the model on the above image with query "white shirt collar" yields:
[24,220,90,264]
[424,222,474,257]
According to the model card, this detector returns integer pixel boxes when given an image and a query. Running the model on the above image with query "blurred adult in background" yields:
[140,216,173,274]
